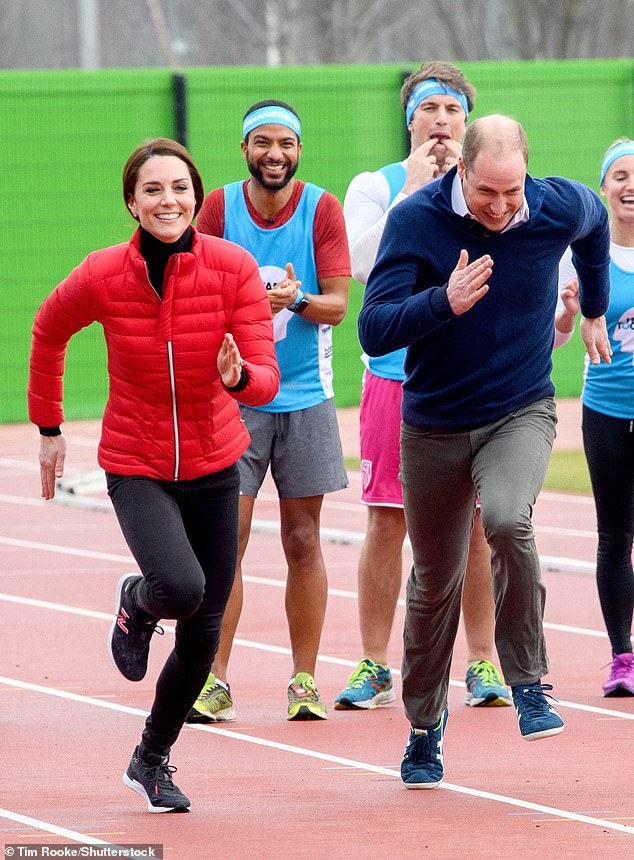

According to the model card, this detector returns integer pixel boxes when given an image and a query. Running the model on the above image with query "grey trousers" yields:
[400,397,558,727]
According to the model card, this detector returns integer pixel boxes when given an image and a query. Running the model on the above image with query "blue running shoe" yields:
[334,659,396,710]
[464,659,512,707]
[400,709,447,789]
[512,683,564,741]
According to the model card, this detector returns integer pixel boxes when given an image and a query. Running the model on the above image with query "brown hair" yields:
[400,60,476,115]
[122,138,204,218]
[461,115,529,171]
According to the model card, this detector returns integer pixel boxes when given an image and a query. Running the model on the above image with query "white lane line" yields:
[0,592,120,621]
[0,536,131,563]
[0,460,91,475]
[0,523,597,576]
[0,807,112,846]
[0,593,623,720]
[0,674,632,837]
[0,459,42,472]
[0,494,46,507]
[0,463,595,504]
[0,539,605,640]
[250,527,598,576]
[52,488,599,543]
[0,576,609,642]
[545,621,606,638]
[537,526,596,538]
[539,492,594,506]
[539,556,595,574]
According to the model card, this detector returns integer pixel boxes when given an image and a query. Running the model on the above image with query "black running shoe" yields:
[123,746,191,813]
[108,573,162,682]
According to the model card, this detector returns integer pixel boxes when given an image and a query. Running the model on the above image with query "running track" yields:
[1,415,633,859]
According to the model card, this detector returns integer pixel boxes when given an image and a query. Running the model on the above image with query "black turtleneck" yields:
[139,226,193,298]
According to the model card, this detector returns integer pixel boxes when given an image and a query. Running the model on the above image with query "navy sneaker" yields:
[123,746,190,813]
[108,573,162,682]
[512,683,564,741]
[400,709,447,789]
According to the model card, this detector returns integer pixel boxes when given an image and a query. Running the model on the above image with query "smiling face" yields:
[241,124,302,191]
[602,154,634,228]
[127,155,196,243]
[408,94,467,167]
[458,148,526,232]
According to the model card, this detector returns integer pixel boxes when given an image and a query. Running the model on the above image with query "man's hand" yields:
[402,140,444,193]
[402,138,463,194]
[217,332,243,387]
[560,277,580,316]
[446,249,493,315]
[580,316,612,365]
[437,138,462,174]
[555,277,580,337]
[39,434,66,500]
[267,262,302,315]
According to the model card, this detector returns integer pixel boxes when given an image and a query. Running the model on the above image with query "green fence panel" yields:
[2,68,175,423]
[2,59,632,423]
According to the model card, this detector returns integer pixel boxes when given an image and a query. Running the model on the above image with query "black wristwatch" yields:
[290,294,310,314]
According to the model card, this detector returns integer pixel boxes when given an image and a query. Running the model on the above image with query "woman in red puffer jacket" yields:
[28,137,279,814]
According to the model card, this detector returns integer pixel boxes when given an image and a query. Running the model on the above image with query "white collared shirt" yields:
[451,172,529,232]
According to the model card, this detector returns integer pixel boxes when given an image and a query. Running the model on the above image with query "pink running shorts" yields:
[358,370,482,510]
[359,371,404,507]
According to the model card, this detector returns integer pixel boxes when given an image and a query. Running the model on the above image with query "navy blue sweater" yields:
[358,169,610,429]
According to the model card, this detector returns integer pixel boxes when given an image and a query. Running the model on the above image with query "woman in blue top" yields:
[556,139,634,696]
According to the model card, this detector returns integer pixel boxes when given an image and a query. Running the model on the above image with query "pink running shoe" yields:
[602,652,634,697]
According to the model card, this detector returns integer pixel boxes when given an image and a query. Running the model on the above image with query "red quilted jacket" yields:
[28,228,280,481]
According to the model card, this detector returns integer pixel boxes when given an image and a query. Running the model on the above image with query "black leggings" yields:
[582,405,634,654]
[107,466,240,757]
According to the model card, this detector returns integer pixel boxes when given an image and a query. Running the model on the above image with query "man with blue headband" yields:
[359,114,611,788]
[338,61,512,717]
[188,99,351,723]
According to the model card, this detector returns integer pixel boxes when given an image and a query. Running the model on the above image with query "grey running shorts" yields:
[238,398,349,499]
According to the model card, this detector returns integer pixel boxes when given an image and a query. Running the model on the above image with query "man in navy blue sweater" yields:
[358,114,611,789]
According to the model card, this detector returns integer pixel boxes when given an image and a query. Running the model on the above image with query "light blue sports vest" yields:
[583,260,634,419]
[223,180,332,412]
[364,162,407,381]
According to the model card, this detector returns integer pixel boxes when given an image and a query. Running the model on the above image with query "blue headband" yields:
[600,140,634,186]
[405,79,469,125]
[243,106,301,140]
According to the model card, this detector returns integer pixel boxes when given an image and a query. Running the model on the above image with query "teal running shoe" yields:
[401,709,448,789]
[464,659,512,707]
[335,658,396,710]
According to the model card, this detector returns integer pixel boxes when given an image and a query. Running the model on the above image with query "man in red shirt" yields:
[188,100,351,722]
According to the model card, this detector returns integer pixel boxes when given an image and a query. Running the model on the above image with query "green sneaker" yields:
[287,672,327,721]
[185,673,236,723]
[464,659,512,707]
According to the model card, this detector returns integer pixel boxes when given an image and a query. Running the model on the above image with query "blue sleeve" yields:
[357,206,455,357]
[567,181,610,319]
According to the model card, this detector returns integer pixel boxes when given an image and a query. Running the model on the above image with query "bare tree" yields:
[0,0,632,68]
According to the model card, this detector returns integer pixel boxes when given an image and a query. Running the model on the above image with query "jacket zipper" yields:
[167,341,180,481]
[143,262,180,481]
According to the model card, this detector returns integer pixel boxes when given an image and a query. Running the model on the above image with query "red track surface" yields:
[1,407,633,859]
